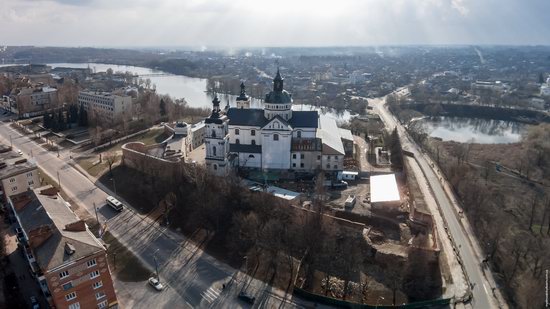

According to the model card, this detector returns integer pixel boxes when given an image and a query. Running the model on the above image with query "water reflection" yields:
[418,116,527,144]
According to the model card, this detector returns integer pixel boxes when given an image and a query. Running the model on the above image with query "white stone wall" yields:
[229,126,261,145]
[261,131,291,169]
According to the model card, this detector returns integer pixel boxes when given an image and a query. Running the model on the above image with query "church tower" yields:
[264,68,293,121]
[236,82,251,109]
[204,95,230,176]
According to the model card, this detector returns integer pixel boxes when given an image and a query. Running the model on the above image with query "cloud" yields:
[451,0,469,16]
[0,0,549,46]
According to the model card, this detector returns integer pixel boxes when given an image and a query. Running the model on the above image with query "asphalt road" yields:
[0,118,307,309]
[371,93,501,308]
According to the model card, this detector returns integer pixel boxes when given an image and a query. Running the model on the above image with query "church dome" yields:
[264,68,292,104]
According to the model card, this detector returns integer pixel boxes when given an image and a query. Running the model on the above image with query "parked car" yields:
[344,195,356,208]
[238,291,255,304]
[148,277,164,291]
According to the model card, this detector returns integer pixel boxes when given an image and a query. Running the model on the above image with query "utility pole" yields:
[94,202,99,225]
[57,170,61,189]
[153,249,160,282]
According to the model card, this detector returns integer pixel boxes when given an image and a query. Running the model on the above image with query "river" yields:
[37,63,352,122]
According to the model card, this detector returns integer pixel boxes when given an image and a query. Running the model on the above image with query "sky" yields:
[1,0,550,47]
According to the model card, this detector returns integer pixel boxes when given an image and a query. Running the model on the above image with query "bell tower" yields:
[236,82,251,109]
[204,95,230,176]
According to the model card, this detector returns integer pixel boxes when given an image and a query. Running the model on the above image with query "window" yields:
[236,139,240,144]
[211,130,216,138]
[327,156,331,160]
[297,131,301,138]
[334,156,339,160]
[235,129,240,135]
[248,155,255,158]
[251,130,255,136]
[26,172,33,177]
[90,270,100,279]
[11,186,17,192]
[251,140,256,145]
[95,291,106,300]
[273,134,279,141]
[334,165,338,169]
[213,164,218,170]
[292,163,296,167]
[326,164,330,169]
[28,180,34,186]
[65,292,77,301]
[97,300,108,309]
[300,163,304,168]
[59,270,69,279]
[300,154,305,159]
[212,146,217,156]
[9,178,15,183]
[63,282,73,290]
[317,155,321,160]
[292,154,296,159]
[68,303,80,309]
[87,259,97,268]
[93,281,103,289]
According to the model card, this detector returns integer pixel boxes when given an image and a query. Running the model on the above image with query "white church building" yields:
[205,70,353,176]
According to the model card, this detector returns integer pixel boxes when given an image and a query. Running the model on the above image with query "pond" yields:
[415,116,528,144]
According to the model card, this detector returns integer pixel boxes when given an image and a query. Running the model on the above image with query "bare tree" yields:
[104,152,118,176]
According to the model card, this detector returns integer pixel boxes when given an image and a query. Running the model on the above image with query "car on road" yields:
[148,277,164,291]
[30,296,40,309]
[237,291,255,304]
[17,149,23,155]
[106,196,124,211]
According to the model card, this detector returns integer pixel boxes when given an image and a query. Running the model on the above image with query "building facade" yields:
[205,70,352,177]
[78,91,132,123]
[8,187,118,309]
[0,145,40,203]
[7,86,59,117]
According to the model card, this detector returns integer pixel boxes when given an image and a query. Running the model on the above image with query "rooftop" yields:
[11,186,104,271]
[370,174,400,203]
[0,145,37,179]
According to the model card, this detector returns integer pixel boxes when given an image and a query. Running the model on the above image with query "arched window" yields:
[213,164,218,170]
[297,131,302,138]
[251,130,256,136]
[213,146,217,156]
[211,130,216,138]
[236,139,240,144]
[273,134,279,141]
[235,128,240,135]
[251,140,256,145]
[248,154,255,158]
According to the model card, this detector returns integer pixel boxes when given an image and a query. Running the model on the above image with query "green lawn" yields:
[75,156,117,177]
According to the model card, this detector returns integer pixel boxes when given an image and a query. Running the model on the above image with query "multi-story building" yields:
[8,86,59,117]
[8,186,118,309]
[78,91,132,123]
[205,70,353,177]
[0,144,40,203]
[189,121,206,151]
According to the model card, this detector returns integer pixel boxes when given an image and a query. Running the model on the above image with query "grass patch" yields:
[75,156,115,177]
[103,231,151,282]
[96,129,169,153]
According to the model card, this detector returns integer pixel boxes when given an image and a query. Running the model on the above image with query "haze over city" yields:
[2,0,550,47]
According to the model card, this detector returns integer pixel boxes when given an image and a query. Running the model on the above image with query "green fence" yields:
[293,286,452,308]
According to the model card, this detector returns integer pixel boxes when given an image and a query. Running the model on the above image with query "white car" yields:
[148,277,164,291]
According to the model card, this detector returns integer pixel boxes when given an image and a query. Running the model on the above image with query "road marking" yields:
[201,286,220,303]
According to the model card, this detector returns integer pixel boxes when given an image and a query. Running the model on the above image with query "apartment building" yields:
[0,145,40,203]
[8,186,118,309]
[8,86,59,117]
[78,91,132,123]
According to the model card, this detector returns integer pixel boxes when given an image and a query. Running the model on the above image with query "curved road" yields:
[371,93,504,309]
